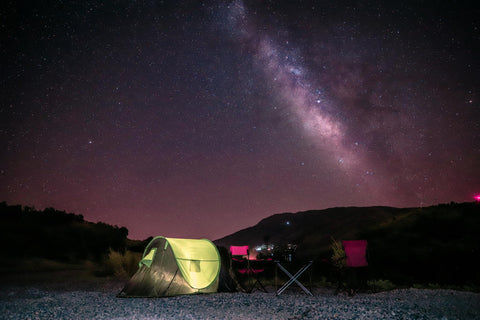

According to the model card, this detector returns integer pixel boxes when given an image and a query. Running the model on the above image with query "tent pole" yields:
[163,268,179,296]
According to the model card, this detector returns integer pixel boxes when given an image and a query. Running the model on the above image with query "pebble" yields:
[0,287,479,319]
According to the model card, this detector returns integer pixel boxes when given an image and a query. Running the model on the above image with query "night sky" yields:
[2,1,479,240]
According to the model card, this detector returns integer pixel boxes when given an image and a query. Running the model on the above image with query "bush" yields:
[367,279,396,292]
[0,203,130,262]
[96,249,141,278]
[330,237,346,269]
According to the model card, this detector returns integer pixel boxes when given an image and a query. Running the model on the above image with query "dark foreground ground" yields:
[1,271,479,320]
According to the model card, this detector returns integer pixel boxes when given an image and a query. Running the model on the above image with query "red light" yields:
[474,195,480,202]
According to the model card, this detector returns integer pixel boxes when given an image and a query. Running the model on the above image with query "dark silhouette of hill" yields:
[2,201,478,286]
[215,205,412,258]
[360,202,480,286]
[0,202,130,263]
[215,202,480,286]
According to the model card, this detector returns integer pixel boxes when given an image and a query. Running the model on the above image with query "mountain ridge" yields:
[214,205,414,258]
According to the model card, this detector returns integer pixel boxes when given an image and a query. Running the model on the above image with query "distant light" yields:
[474,194,480,202]
[285,221,290,225]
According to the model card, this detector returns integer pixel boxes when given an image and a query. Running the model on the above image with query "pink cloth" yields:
[237,268,265,274]
[232,257,246,262]
[230,245,249,256]
[343,240,368,267]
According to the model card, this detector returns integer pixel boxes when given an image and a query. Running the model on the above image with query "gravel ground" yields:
[1,280,479,320]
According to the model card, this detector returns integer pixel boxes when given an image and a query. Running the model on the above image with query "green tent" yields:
[118,236,221,297]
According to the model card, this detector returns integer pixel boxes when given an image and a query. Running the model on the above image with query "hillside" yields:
[360,202,480,286]
[215,202,480,286]
[2,201,478,286]
[0,202,135,263]
[215,206,412,259]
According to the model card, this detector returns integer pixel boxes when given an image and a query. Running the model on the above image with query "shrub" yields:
[330,237,346,269]
[367,279,396,292]
[97,249,141,278]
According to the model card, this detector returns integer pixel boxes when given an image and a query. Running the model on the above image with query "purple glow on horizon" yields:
[1,1,478,240]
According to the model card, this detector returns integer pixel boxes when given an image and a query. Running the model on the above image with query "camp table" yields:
[274,260,313,296]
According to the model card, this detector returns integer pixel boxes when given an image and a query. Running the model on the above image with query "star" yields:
[1,0,477,240]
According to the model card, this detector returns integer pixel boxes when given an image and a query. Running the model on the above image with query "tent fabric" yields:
[119,236,221,297]
[139,247,157,268]
[167,237,221,289]
[342,240,368,267]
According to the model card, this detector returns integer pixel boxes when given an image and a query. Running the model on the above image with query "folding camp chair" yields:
[230,246,268,293]
[336,240,368,295]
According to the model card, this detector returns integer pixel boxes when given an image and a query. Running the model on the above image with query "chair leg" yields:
[251,277,268,293]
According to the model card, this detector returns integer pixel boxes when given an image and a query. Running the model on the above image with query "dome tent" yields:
[118,236,222,297]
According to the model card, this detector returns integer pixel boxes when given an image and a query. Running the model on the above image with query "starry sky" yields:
[1,0,479,240]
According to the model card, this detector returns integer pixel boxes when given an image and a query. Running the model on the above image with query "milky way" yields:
[226,1,358,171]
[1,1,479,240]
